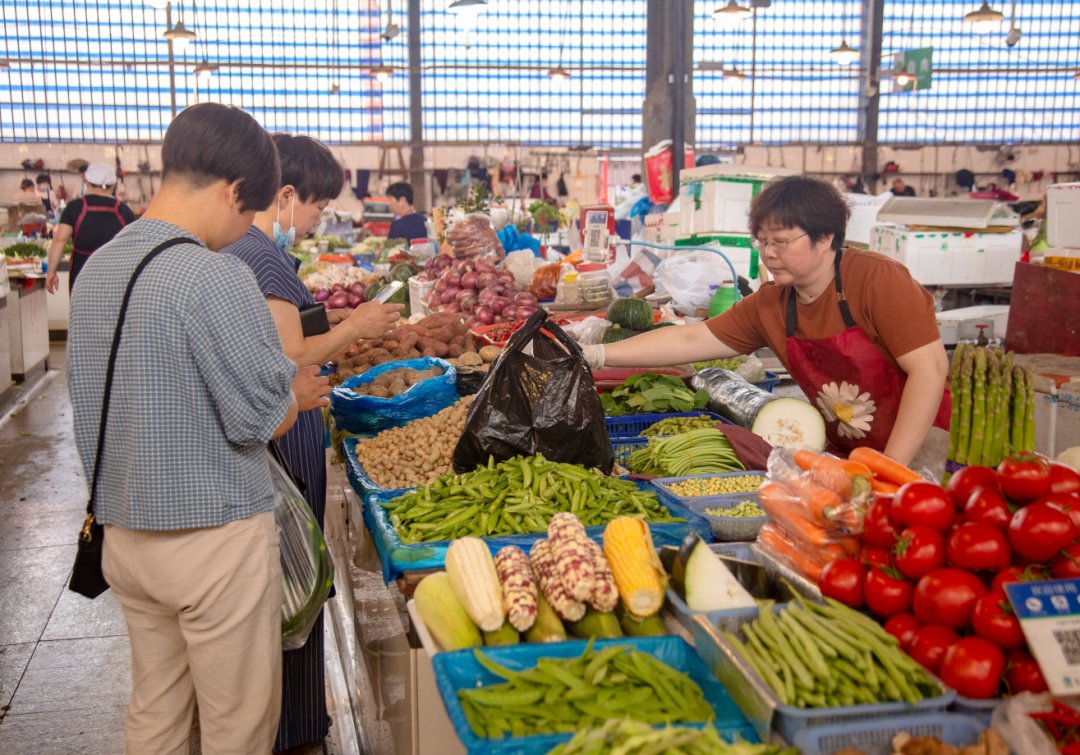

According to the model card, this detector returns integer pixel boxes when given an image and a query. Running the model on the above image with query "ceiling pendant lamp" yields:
[893,70,915,87]
[829,39,859,66]
[962,1,1004,33]
[723,66,746,82]
[370,64,395,81]
[448,0,485,31]
[713,0,751,24]
[193,58,218,79]
[546,65,571,81]
[163,19,196,52]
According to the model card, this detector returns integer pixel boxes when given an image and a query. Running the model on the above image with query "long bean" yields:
[383,454,682,543]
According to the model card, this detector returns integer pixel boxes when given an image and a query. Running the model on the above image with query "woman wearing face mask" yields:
[222,132,402,753]
[583,175,950,471]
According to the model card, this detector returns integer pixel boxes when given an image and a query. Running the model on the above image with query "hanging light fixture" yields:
[893,70,915,87]
[148,0,169,8]
[370,64,395,81]
[448,0,486,31]
[546,65,571,81]
[962,1,1004,33]
[193,58,218,79]
[829,39,859,66]
[329,82,341,94]
[1074,70,1080,80]
[713,0,751,24]
[0,59,9,70]
[723,66,746,81]
[164,19,196,52]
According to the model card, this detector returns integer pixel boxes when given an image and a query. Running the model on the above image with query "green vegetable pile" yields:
[724,597,940,708]
[627,429,745,477]
[704,501,765,519]
[547,719,792,755]
[383,454,682,544]
[3,242,47,260]
[460,641,714,739]
[640,415,718,437]
[691,356,747,371]
[600,374,710,416]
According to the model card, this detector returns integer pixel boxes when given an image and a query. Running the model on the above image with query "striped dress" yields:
[223,226,331,752]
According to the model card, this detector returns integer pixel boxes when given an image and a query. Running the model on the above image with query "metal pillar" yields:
[407,0,426,210]
[166,2,177,117]
[643,0,695,184]
[857,0,885,189]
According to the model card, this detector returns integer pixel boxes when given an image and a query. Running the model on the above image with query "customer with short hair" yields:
[67,102,331,754]
[223,132,402,752]
[13,178,38,203]
[386,180,428,242]
[45,162,136,295]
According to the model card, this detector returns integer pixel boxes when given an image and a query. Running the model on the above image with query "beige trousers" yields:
[103,511,282,755]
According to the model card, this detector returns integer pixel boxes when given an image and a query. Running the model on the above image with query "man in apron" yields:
[583,175,950,469]
[46,162,136,296]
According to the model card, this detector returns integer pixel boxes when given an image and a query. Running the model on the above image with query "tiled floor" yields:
[0,345,334,754]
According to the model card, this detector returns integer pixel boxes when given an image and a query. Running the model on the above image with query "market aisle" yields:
[0,346,340,754]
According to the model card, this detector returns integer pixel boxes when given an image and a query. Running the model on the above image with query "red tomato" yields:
[1004,649,1049,694]
[1049,463,1080,495]
[963,487,1013,531]
[894,526,947,580]
[862,547,893,569]
[913,568,987,629]
[864,500,901,549]
[997,454,1051,503]
[940,638,1006,699]
[892,482,955,533]
[1008,500,1078,562]
[970,591,1025,650]
[1051,543,1080,579]
[1045,492,1080,531]
[908,624,959,673]
[946,522,1011,572]
[990,564,1048,593]
[947,466,999,510]
[865,567,914,619]
[818,558,866,608]
[884,613,921,652]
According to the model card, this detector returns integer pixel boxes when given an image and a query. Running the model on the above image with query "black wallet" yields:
[299,303,331,337]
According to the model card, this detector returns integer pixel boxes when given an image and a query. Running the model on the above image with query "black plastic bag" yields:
[453,310,614,474]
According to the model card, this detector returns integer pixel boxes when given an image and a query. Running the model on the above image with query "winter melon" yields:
[606,298,653,331]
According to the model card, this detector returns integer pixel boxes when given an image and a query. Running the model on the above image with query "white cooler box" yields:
[1048,183,1080,248]
[870,224,1022,286]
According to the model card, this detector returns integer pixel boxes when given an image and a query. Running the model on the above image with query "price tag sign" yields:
[1006,578,1080,696]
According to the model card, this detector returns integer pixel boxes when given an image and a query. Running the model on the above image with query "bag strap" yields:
[501,309,585,360]
[86,236,195,516]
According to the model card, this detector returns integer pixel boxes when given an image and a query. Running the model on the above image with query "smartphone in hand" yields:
[373,280,404,304]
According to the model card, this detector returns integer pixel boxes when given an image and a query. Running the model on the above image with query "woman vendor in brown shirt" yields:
[583,175,950,467]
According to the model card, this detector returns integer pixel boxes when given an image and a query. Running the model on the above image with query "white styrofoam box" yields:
[935,305,1010,345]
[870,224,1022,286]
[678,164,797,237]
[1048,183,1080,248]
[845,192,891,245]
[643,212,665,243]
[1059,382,1080,459]
[408,275,434,317]
[876,197,1012,230]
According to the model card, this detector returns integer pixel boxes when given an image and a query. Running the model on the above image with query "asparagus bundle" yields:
[948,343,1035,467]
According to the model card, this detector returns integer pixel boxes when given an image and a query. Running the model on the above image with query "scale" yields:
[581,205,614,263]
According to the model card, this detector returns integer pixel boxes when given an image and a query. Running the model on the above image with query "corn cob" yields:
[529,539,586,622]
[547,512,596,602]
[494,546,538,633]
[585,540,619,612]
[603,517,667,618]
[445,537,506,632]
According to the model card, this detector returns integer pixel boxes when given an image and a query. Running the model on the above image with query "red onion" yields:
[445,301,461,313]
[465,317,483,329]
[462,271,480,290]
[440,287,461,304]
[349,282,367,298]
[347,294,363,308]
[476,305,495,325]
[497,271,516,284]
[503,305,518,320]
[459,293,478,313]
[314,288,330,303]
[331,283,346,294]
[514,291,538,308]
[515,305,537,320]
[327,292,349,309]
[490,296,508,315]
[475,257,496,273]
[446,273,462,288]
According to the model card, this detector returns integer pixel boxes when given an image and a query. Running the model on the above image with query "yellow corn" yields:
[602,517,667,618]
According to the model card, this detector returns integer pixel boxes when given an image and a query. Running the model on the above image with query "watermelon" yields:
[602,325,644,344]
[606,298,653,331]
[365,281,385,301]
[389,263,417,283]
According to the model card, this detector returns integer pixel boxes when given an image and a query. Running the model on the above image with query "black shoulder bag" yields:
[70,237,192,599]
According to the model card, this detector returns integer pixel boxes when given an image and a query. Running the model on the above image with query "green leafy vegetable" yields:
[600,373,709,416]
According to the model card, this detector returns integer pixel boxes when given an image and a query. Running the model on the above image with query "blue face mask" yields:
[273,194,296,252]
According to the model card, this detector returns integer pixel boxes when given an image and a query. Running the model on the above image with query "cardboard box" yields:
[1012,354,1080,457]
[870,224,1022,286]
[1048,183,1080,248]
[845,192,891,245]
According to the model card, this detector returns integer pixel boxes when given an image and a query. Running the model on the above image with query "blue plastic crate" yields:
[651,471,768,512]
[610,436,649,467]
[431,637,759,755]
[341,438,411,504]
[792,713,986,755]
[753,372,781,393]
[604,410,732,439]
[950,696,998,726]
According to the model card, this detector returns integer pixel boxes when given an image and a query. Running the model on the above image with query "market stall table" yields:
[3,273,49,381]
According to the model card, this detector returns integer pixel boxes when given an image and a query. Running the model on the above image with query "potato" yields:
[478,346,501,363]
[389,378,407,395]
[459,350,484,367]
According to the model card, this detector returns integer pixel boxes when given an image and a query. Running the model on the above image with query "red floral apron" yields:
[69,199,127,293]
[784,250,951,454]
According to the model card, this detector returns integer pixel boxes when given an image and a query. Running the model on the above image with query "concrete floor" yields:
[0,344,334,754]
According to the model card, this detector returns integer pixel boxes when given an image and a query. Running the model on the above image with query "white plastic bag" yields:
[562,316,612,345]
[503,249,544,288]
[654,251,732,314]
[989,692,1058,755]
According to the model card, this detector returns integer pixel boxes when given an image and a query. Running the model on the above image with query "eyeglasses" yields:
[750,232,808,252]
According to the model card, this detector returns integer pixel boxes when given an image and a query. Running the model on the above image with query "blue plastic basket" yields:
[792,713,986,755]
[604,410,732,439]
[341,438,411,504]
[950,695,998,726]
[683,498,768,542]
[431,637,759,755]
[610,436,649,467]
[651,471,768,512]
[753,372,781,393]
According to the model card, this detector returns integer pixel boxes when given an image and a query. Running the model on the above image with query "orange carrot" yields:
[794,450,873,498]
[757,523,827,583]
[870,478,900,496]
[788,476,844,525]
[849,447,923,487]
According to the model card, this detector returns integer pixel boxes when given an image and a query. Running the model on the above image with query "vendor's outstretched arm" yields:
[885,339,950,466]
[584,322,740,369]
